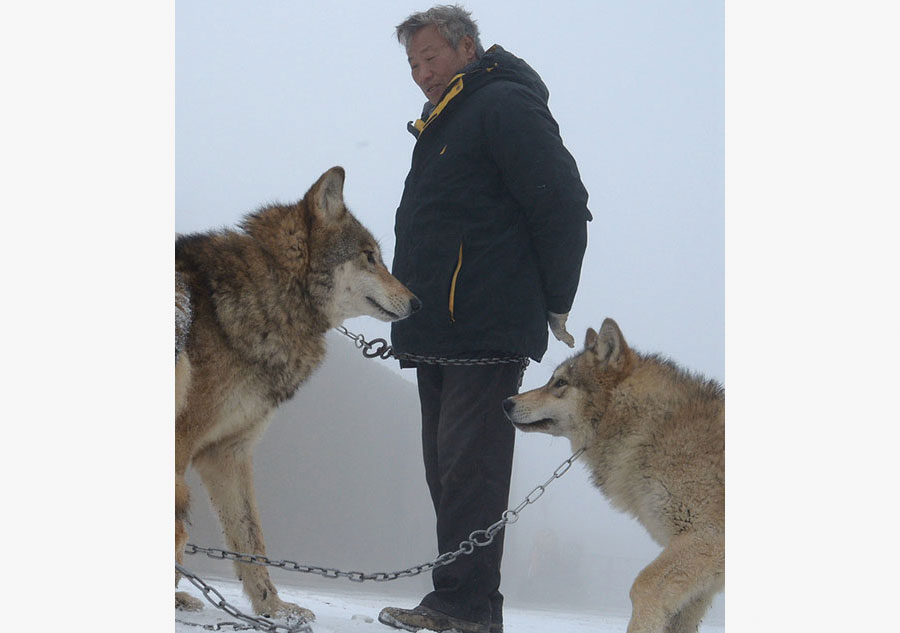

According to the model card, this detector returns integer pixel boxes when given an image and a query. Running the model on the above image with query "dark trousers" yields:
[415,362,521,626]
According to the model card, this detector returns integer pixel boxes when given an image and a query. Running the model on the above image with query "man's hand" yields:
[548,311,575,348]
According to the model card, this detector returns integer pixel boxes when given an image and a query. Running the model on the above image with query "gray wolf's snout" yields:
[410,296,422,313]
[502,398,515,416]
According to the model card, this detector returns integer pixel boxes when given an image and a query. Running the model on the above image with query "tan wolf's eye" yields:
[364,250,376,265]
[554,378,568,388]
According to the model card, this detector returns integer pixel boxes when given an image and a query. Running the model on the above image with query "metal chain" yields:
[176,563,313,633]
[184,447,585,584]
[334,325,530,368]
[176,616,255,632]
[178,327,579,631]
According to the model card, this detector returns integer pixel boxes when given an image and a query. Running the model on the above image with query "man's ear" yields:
[461,35,477,62]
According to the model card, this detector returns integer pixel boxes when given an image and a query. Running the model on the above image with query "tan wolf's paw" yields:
[175,591,204,611]
[257,598,316,623]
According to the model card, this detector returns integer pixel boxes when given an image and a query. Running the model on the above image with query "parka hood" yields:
[409,45,549,137]
[475,45,549,103]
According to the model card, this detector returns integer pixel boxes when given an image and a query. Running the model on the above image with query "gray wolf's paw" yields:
[258,598,316,623]
[175,591,204,611]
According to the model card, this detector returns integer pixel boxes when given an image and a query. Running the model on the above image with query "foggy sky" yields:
[175,0,724,393]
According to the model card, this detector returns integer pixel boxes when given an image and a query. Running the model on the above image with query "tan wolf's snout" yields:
[502,393,566,437]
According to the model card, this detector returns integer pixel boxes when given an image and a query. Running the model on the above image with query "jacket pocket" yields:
[448,242,463,323]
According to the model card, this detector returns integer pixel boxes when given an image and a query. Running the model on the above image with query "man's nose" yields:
[416,66,433,83]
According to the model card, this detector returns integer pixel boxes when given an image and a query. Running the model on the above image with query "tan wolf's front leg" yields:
[664,589,716,633]
[627,533,723,633]
[192,442,315,622]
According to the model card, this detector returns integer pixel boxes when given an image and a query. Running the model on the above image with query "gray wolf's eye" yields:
[364,250,376,265]
[554,378,568,388]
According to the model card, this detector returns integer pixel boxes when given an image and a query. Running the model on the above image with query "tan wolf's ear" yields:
[589,318,627,369]
[310,166,346,222]
[584,327,599,350]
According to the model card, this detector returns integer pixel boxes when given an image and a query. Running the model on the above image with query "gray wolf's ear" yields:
[311,166,346,222]
[590,318,626,369]
[584,327,599,350]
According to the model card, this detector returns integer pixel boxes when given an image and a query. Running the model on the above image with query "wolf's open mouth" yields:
[366,297,400,320]
[513,418,554,432]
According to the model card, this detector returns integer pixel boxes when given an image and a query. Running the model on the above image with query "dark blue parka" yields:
[391,45,592,363]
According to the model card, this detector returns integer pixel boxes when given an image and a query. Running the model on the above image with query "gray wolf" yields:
[174,167,419,620]
[503,318,724,633]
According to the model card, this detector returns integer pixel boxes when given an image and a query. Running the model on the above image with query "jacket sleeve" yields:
[482,83,592,315]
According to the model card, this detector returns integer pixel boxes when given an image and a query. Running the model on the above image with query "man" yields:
[380,6,591,633]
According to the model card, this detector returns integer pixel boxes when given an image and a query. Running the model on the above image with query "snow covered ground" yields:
[174,573,724,633]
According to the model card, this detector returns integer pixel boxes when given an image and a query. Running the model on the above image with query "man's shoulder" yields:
[470,77,534,98]
[466,79,546,115]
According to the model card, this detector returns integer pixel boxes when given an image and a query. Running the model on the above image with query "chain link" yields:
[176,616,256,632]
[183,447,585,585]
[334,325,530,368]
[176,563,313,633]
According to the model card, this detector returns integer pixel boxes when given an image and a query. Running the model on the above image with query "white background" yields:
[1,2,898,632]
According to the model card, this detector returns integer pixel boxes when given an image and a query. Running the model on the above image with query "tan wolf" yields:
[174,167,419,620]
[503,318,724,633]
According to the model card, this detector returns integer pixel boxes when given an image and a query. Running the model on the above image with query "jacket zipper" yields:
[449,242,463,322]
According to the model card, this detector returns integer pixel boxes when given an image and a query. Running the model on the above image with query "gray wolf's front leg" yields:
[192,442,315,622]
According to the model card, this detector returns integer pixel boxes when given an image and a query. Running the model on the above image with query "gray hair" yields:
[395,4,484,57]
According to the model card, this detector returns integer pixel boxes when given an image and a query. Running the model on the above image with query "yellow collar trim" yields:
[412,73,465,135]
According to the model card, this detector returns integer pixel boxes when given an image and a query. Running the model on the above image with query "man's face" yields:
[406,24,477,105]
